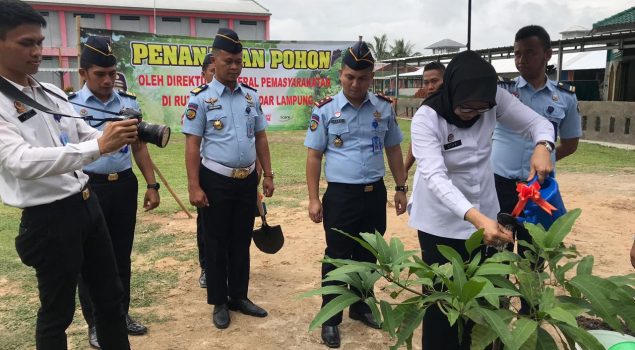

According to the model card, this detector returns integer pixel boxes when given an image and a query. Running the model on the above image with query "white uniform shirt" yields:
[408,87,554,240]
[0,76,102,208]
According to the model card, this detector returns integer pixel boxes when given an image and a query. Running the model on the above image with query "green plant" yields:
[305,209,635,350]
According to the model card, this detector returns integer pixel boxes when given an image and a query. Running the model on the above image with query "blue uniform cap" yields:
[343,41,375,71]
[81,36,116,68]
[212,28,242,54]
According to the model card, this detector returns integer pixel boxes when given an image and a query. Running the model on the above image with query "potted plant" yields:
[305,209,635,350]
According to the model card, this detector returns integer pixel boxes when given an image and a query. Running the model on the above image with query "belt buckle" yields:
[107,173,119,181]
[364,185,374,192]
[82,188,90,200]
[231,168,249,179]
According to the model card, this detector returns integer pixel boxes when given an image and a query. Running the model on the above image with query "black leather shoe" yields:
[213,304,230,329]
[228,298,268,317]
[88,326,100,349]
[126,314,148,335]
[199,269,207,288]
[321,325,340,348]
[349,310,381,329]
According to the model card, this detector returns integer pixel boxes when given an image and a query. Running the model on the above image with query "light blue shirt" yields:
[71,84,138,174]
[492,76,581,180]
[182,78,267,168]
[304,91,403,184]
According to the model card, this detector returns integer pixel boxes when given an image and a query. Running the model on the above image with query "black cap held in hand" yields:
[212,28,242,54]
[342,41,375,71]
[80,36,117,68]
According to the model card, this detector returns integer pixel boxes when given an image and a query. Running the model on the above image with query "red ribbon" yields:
[511,181,558,217]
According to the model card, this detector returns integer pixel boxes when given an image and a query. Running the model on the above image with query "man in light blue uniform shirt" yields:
[69,35,160,348]
[182,28,275,330]
[492,25,581,314]
[305,41,407,348]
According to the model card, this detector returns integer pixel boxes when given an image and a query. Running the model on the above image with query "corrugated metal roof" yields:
[593,6,635,29]
[425,39,465,49]
[27,0,271,15]
[491,51,607,74]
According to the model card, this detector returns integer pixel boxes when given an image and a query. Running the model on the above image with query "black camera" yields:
[119,108,171,148]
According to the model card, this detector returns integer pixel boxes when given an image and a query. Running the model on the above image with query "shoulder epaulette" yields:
[497,78,515,87]
[66,91,78,100]
[375,92,393,103]
[556,82,575,94]
[240,82,257,92]
[314,96,333,108]
[117,89,137,99]
[190,84,208,96]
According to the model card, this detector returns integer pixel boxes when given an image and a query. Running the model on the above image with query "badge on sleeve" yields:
[185,102,198,120]
[309,114,319,131]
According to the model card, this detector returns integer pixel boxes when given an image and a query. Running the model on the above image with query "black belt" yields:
[327,179,384,193]
[85,168,134,183]
[25,186,91,211]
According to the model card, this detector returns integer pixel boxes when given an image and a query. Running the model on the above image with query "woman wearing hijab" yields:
[408,51,555,349]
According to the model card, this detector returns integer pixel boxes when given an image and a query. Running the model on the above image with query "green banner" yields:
[80,28,352,130]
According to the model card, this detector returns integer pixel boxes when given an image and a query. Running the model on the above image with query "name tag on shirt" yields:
[330,118,345,124]
[443,140,462,150]
[17,109,37,123]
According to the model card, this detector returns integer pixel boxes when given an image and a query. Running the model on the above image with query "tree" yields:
[305,209,635,350]
[368,34,390,61]
[390,38,418,58]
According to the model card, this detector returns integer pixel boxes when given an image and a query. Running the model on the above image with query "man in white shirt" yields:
[0,1,138,348]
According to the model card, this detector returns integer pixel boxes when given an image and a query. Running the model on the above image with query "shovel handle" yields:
[256,192,268,226]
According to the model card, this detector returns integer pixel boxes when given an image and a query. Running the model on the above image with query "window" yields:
[120,15,140,21]
[162,17,181,22]
[73,13,95,19]
[201,18,220,24]
[240,20,257,26]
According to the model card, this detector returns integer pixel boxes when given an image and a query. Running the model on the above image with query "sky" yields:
[257,0,634,55]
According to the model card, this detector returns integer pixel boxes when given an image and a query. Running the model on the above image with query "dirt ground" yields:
[123,173,635,350]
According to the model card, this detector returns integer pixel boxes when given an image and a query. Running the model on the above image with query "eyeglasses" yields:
[457,106,492,114]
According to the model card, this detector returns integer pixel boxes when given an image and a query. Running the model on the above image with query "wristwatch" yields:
[536,140,555,153]
[395,185,408,193]
[147,183,160,190]
[263,171,274,179]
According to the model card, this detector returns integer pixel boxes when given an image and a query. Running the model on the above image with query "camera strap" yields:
[0,75,74,119]
[0,75,120,124]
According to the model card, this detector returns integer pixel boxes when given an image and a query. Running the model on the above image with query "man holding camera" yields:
[183,28,274,330]
[69,35,160,348]
[0,1,137,348]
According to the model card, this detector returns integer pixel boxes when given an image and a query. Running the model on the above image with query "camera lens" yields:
[137,121,171,148]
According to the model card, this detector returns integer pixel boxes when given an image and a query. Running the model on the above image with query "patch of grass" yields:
[134,225,177,255]
[130,268,179,308]
[557,142,635,173]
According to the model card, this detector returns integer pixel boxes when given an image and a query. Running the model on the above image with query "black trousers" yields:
[321,180,387,326]
[15,188,129,350]
[494,173,541,314]
[199,166,257,305]
[197,208,206,269]
[418,231,477,350]
[78,170,138,327]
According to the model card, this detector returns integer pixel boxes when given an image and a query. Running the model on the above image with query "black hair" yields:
[0,0,46,39]
[515,25,551,50]
[424,61,445,74]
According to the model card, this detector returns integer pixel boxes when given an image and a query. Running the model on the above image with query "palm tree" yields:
[390,38,418,58]
[368,34,390,60]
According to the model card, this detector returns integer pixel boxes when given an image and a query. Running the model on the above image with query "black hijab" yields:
[423,50,498,128]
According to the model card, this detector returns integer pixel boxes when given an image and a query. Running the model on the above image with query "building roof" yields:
[490,51,607,74]
[27,0,271,15]
[593,6,635,30]
[425,39,465,49]
[560,25,590,34]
